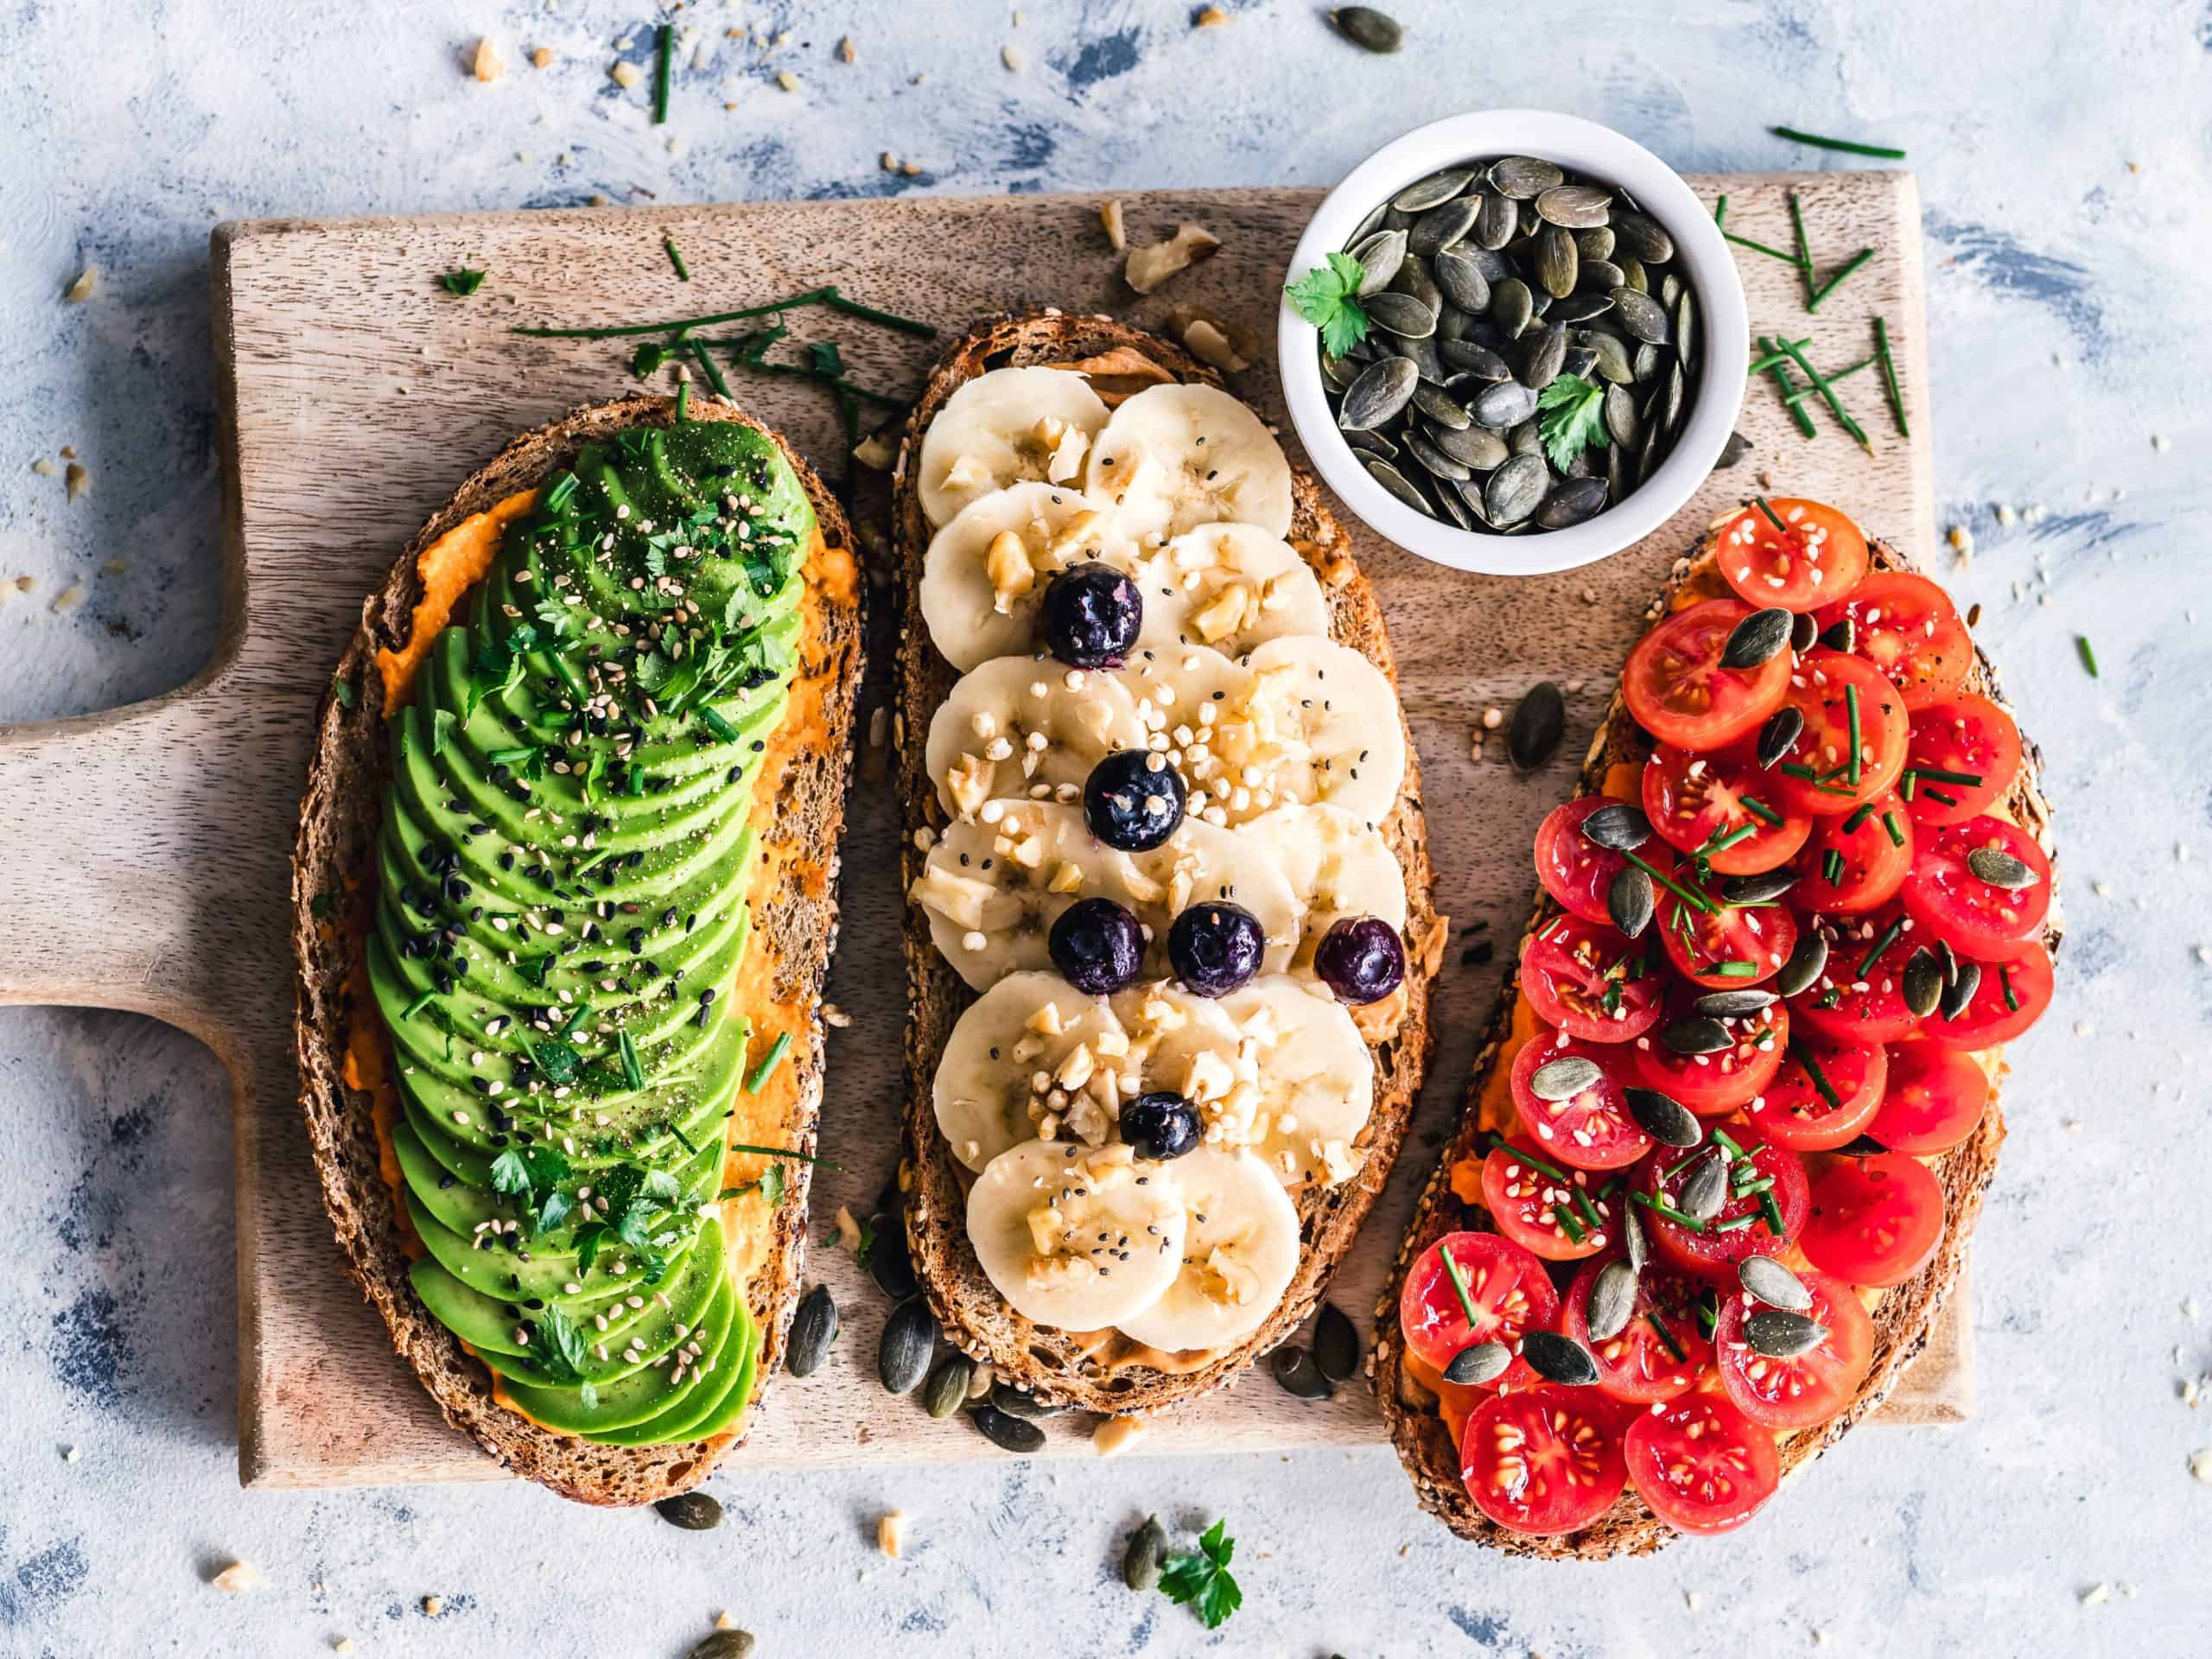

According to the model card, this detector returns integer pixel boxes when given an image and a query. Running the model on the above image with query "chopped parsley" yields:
[1283,251,1371,360]
[1535,373,1611,472]
[439,268,488,296]
[1159,1519,1243,1630]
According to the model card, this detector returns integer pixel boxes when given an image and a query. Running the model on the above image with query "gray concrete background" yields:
[1,2,2205,1654]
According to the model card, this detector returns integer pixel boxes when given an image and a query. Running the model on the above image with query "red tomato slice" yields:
[1657,875,1800,989]
[1899,815,2052,961]
[1534,798,1638,926]
[1749,1029,1886,1151]
[1784,906,1926,1046]
[1624,599,1793,753]
[1919,942,2053,1051]
[1764,648,1910,817]
[1714,1266,1875,1431]
[1868,1041,1991,1154]
[1624,1392,1781,1535]
[1715,498,1872,612]
[1814,571,1971,711]
[1795,791,1914,915]
[1521,915,1664,1044]
[1398,1231,1560,1386]
[1637,1135,1809,1274]
[1632,984,1789,1116]
[1562,1252,1716,1404]
[1481,1139,1615,1262]
[1459,1385,1629,1537]
[1510,1028,1653,1171]
[1801,1152,1945,1287]
[1642,741,1811,875]
[1904,694,2021,827]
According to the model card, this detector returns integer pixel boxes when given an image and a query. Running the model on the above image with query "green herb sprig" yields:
[1535,373,1610,472]
[1283,251,1371,359]
[1158,1520,1243,1630]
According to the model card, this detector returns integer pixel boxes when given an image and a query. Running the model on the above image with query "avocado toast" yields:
[293,393,861,1503]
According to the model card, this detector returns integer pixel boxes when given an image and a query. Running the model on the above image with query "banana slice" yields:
[1243,804,1408,969]
[911,799,1300,992]
[926,658,1148,820]
[1113,1147,1302,1351]
[917,481,1136,672]
[1145,976,1375,1188]
[917,367,1112,530]
[1128,524,1331,656]
[1214,637,1408,829]
[1084,383,1294,542]
[967,1139,1189,1330]
[934,973,1130,1171]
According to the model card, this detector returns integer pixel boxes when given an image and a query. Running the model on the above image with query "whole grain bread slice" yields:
[893,314,1446,1414]
[291,392,862,1505]
[1374,531,2061,1557]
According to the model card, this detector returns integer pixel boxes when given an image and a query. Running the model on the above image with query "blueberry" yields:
[1313,916,1406,1004]
[1039,562,1141,669]
[1047,897,1144,995]
[1083,749,1185,852]
[1120,1091,1201,1161]
[1166,901,1265,998]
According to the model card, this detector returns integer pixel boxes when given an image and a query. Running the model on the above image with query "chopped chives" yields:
[1487,1134,1573,1183]
[1923,785,1961,807]
[672,378,690,423]
[1780,761,1821,781]
[1740,795,1785,827]
[1898,771,1917,802]
[1713,1215,1757,1233]
[1554,1204,1588,1244]
[1758,1191,1789,1236]
[665,1118,700,1156]
[403,988,437,1020]
[744,1030,793,1093]
[1844,683,1863,785]
[619,1029,645,1092]
[512,285,936,340]
[1713,194,1728,229]
[2076,636,2100,678]
[1699,823,1760,858]
[1663,1146,1712,1183]
[1630,1190,1707,1233]
[1437,1239,1483,1326]
[687,338,733,401]
[1843,800,1877,835]
[1777,336,1875,454]
[1882,810,1906,848]
[1772,126,1907,160]
[1783,353,1878,407]
[2000,966,2018,1011]
[1572,1185,1605,1231]
[1855,915,1905,980]
[1908,766,1985,787]
[1786,192,1816,308]
[1733,1175,1776,1198]
[1624,849,1718,914]
[1745,336,1814,376]
[664,238,690,282]
[1807,246,1876,312]
[1789,1039,1842,1109]
[1727,229,1808,266]
[1709,960,1760,978]
[1712,1127,1750,1160]
[724,1141,828,1164]
[560,1001,592,1038]
[697,704,741,742]
[1753,495,1791,535]
[1823,849,1847,885]
[1873,315,1910,435]
[652,24,672,124]
[1646,1310,1688,1363]
[1758,336,1821,441]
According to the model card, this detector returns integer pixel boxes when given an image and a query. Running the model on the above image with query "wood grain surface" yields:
[0,173,1972,1490]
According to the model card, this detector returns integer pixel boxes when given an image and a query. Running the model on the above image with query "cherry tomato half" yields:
[1642,741,1811,876]
[1633,983,1789,1116]
[1534,798,1638,926]
[1521,914,1664,1044]
[1715,497,1872,612]
[1918,941,2053,1051]
[1481,1138,1614,1262]
[1624,599,1793,753]
[1657,874,1800,989]
[1510,1028,1653,1171]
[1460,1384,1629,1537]
[1904,694,2021,827]
[1815,571,1972,712]
[1624,1392,1780,1535]
[1765,648,1910,817]
[1562,1252,1716,1404]
[1399,1230,1560,1387]
[1867,1041,1991,1155]
[1714,1266,1875,1430]
[1801,1151,1945,1287]
[1784,906,1926,1046]
[1899,815,2053,962]
[1637,1135,1809,1274]
[1749,1029,1887,1152]
[1796,792,1914,916]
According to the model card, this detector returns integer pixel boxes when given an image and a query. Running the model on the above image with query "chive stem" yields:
[652,25,672,124]
[1554,1204,1587,1244]
[1698,823,1760,858]
[687,338,734,401]
[1789,1039,1843,1110]
[1758,1191,1789,1236]
[1873,315,1910,436]
[672,378,690,423]
[1807,246,1876,312]
[1713,194,1728,230]
[1624,849,1717,915]
[1771,126,1907,160]
[1881,810,1906,848]
[1845,683,1863,785]
[1485,1134,1572,1184]
[1843,800,1877,835]
[513,285,933,341]
[1745,336,1814,376]
[744,1030,793,1093]
[2076,636,2100,678]
[1630,1190,1707,1233]
[822,291,938,337]
[1438,1239,1484,1328]
[1712,1127,1750,1160]
[723,1141,828,1164]
[619,1029,645,1092]
[1783,353,1878,406]
[1855,916,1905,982]
[1726,230,1807,266]
[1646,1310,1689,1363]
[1739,795,1785,827]
[664,238,690,281]
[1572,1185,1605,1232]
[1753,494,1791,535]
[1786,192,1816,308]
[1905,766,1985,788]
[1776,336,1875,454]
[1758,337,1821,441]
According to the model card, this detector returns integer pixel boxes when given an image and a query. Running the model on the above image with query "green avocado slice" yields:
[499,1268,737,1433]
[588,1285,757,1446]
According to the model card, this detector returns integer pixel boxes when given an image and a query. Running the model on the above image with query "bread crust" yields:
[893,314,1445,1414]
[290,393,861,1505]
[1373,532,2060,1557]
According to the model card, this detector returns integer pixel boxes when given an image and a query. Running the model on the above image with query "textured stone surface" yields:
[0,2,2202,1653]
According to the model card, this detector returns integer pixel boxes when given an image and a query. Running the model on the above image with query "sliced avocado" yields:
[500,1272,737,1434]
[591,1289,756,1446]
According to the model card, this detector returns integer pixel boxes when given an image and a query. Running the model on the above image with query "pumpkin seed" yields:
[1530,1055,1603,1101]
[1432,247,1493,313]
[1404,431,1471,482]
[923,1353,974,1418]
[968,1402,1046,1453]
[1580,801,1650,849]
[1473,190,1519,250]
[1122,1515,1170,1592]
[1576,257,1626,294]
[1396,331,1447,384]
[1609,286,1670,345]
[1611,208,1675,264]
[1364,289,1438,340]
[1632,340,1662,384]
[1408,197,1482,258]
[654,1491,725,1530]
[1350,229,1408,295]
[1321,352,1358,390]
[1411,384,1472,429]
[1738,1255,1813,1313]
[1506,678,1566,770]
[785,1283,837,1376]
[1902,947,1944,1018]
[1440,338,1512,380]
[1662,362,1688,435]
[1443,1340,1512,1385]
[1718,429,1753,468]
[1576,226,1617,261]
[1489,156,1564,199]
[1745,1308,1830,1359]
[1618,253,1649,294]
[1548,292,1614,325]
[1721,607,1794,668]
[1271,1344,1332,1400]
[1365,455,1433,513]
[878,1296,937,1395]
[1390,255,1443,316]
[1776,931,1829,998]
[1521,1329,1599,1387]
[1791,610,1819,652]
[1329,5,1403,52]
[1472,379,1539,430]
[1433,478,1482,531]
[1490,276,1535,340]
[1314,1303,1362,1382]
[1535,184,1612,229]
[1939,960,1983,1021]
[1624,1205,1649,1272]
[1967,847,2037,889]
[1522,322,1568,391]
[1721,868,1799,905]
[1338,356,1418,429]
[1606,862,1655,938]
[1680,1154,1728,1223]
[1821,616,1857,652]
[687,1632,757,1659]
[990,1380,1066,1418]
[1537,475,1608,528]
[1586,1260,1639,1342]
[869,1214,919,1300]
[1661,1015,1732,1056]
[1534,224,1578,298]
[1507,417,1544,459]
[1674,289,1696,365]
[1428,423,1510,469]
[1603,381,1640,449]
[1625,1086,1701,1148]
[1344,426,1399,460]
[1577,327,1634,385]
[1758,705,1805,769]
[1393,168,1473,213]
[1693,988,1777,1020]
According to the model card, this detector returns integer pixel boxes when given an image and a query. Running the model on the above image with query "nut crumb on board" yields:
[471,37,505,82]
[64,265,97,302]
[1099,199,1127,253]
[834,1205,863,1250]
[421,1594,445,1618]
[31,457,55,475]
[822,1001,852,1028]
[837,35,856,62]
[610,60,643,89]
[531,45,553,68]
[777,70,801,92]
[333,1640,355,1656]
[1093,1414,1147,1455]
[1001,41,1027,71]
[1125,222,1220,295]
[877,1510,908,1557]
[1180,317,1248,373]
[1194,4,1230,23]
[211,1561,262,1593]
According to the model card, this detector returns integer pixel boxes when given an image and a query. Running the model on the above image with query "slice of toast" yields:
[893,314,1446,1414]
[1374,531,2061,1557]
[291,393,862,1504]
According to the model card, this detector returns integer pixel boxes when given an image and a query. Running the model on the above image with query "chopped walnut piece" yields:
[1099,199,1128,253]
[471,37,505,81]
[1124,222,1221,295]
[1181,317,1249,373]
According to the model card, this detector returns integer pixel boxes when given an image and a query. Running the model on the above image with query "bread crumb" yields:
[877,1510,908,1558]
[611,60,643,89]
[1194,4,1230,23]
[880,149,899,171]
[822,1001,852,1028]
[776,69,801,92]
[837,35,856,62]
[899,161,922,177]
[333,1640,354,1656]
[1093,1414,1147,1456]
[31,457,55,476]
[1001,41,1026,71]
[64,264,97,302]
[2080,1583,2109,1605]
[1947,524,1974,566]
[12,575,32,593]
[52,583,85,614]
[421,1594,445,1618]
[62,1444,79,1462]
[2191,1448,2212,1482]
[472,37,505,81]
[1100,199,1127,253]
[531,45,554,68]
[212,1561,262,1593]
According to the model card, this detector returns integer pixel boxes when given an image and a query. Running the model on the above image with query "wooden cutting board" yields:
[0,173,1974,1490]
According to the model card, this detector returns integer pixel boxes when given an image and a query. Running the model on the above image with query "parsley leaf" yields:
[524,1306,594,1406]
[806,340,846,378]
[331,674,358,710]
[533,596,575,640]
[430,708,458,755]
[528,1037,582,1085]
[1283,251,1371,360]
[1158,1519,1243,1630]
[1535,373,1611,473]
[630,340,672,378]
[440,269,488,296]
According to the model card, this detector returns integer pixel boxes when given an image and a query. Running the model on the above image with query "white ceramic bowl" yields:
[1278,109,1748,577]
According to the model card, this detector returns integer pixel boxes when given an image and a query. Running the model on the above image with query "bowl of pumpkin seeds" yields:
[1279,109,1747,575]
